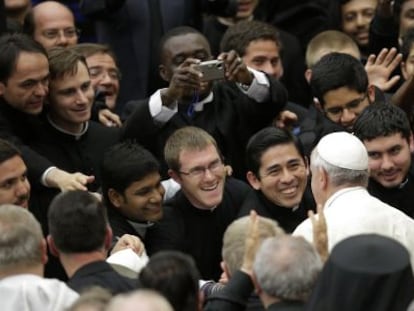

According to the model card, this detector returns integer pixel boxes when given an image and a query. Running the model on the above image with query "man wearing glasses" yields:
[24,1,78,49]
[310,52,377,132]
[145,126,252,281]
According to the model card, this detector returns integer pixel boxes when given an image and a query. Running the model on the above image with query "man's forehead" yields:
[163,33,209,55]
[261,143,303,164]
[11,52,48,79]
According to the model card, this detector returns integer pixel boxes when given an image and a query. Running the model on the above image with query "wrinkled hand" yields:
[218,50,252,84]
[46,168,95,191]
[365,47,402,92]
[98,109,122,127]
[111,234,145,256]
[273,110,298,129]
[241,210,260,277]
[162,58,204,105]
[309,204,328,262]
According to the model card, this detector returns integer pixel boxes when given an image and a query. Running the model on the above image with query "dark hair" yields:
[310,52,368,107]
[401,27,414,61]
[353,103,411,142]
[246,127,305,177]
[394,0,406,24]
[100,141,160,205]
[139,251,200,311]
[48,190,108,253]
[0,33,47,83]
[0,139,21,164]
[220,20,282,56]
[22,10,35,37]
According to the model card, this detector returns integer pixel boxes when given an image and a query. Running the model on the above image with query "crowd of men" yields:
[0,0,414,310]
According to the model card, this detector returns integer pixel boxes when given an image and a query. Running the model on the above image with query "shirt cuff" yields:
[41,166,57,187]
[149,89,178,123]
[238,67,270,103]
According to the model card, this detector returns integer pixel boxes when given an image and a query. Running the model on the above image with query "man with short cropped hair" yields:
[240,127,315,233]
[0,204,78,309]
[47,190,135,294]
[145,126,252,281]
[354,103,414,218]
[253,236,322,310]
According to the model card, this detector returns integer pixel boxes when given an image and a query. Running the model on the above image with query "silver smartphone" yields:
[194,60,225,81]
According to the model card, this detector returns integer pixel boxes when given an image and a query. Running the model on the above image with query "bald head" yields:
[31,1,77,49]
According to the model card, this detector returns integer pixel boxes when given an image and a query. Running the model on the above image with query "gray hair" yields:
[253,236,322,301]
[310,147,369,187]
[0,205,43,269]
[106,290,174,311]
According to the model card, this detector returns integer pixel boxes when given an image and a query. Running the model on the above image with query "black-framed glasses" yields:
[178,159,224,179]
[324,93,368,119]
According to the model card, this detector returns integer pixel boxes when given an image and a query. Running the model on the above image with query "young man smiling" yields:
[145,126,251,281]
[239,127,315,233]
[354,103,414,218]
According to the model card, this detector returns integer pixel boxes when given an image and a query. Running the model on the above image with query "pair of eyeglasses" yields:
[42,28,80,40]
[179,160,224,179]
[324,93,367,118]
[89,68,121,81]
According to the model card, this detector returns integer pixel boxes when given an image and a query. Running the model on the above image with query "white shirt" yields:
[0,274,79,311]
[293,186,414,268]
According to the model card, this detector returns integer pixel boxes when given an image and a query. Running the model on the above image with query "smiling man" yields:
[29,47,120,230]
[310,52,374,131]
[0,139,30,209]
[339,0,378,58]
[354,103,414,218]
[239,127,315,233]
[145,126,252,281]
[74,43,121,112]
[101,141,165,240]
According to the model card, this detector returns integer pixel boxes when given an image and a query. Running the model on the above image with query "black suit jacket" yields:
[145,178,252,280]
[68,260,136,294]
[0,99,52,186]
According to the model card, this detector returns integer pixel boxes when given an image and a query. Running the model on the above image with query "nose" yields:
[150,187,164,203]
[56,32,69,47]
[99,71,113,85]
[340,109,356,128]
[381,154,394,170]
[76,90,89,104]
[34,83,47,97]
[15,179,30,197]
[356,13,366,27]
[280,167,295,184]
[263,61,277,78]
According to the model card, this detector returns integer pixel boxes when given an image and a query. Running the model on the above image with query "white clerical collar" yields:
[192,92,214,112]
[47,114,88,140]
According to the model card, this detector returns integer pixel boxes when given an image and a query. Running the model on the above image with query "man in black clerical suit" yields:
[239,127,315,233]
[122,26,288,180]
[354,103,414,219]
[47,190,136,294]
[145,127,252,281]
